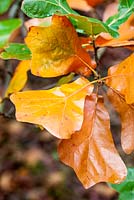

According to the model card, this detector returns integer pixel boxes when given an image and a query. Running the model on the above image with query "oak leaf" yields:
[106,53,134,104]
[5,60,31,97]
[58,94,127,188]
[10,78,93,139]
[25,15,93,78]
[107,88,134,154]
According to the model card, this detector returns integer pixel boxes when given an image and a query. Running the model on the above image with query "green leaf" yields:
[21,0,77,18]
[0,43,31,60]
[68,14,119,37]
[110,168,134,200]
[0,18,22,49]
[0,0,13,15]
[106,0,134,32]
[57,73,75,86]
[21,0,119,37]
[118,0,133,10]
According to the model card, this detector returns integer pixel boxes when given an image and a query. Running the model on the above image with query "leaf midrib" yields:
[24,0,72,14]
[107,6,133,28]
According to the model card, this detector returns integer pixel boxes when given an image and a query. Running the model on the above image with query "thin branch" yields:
[76,55,99,78]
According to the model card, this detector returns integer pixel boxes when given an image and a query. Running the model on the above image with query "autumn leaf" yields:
[86,0,104,7]
[107,88,134,154]
[106,53,134,104]
[67,0,104,11]
[67,0,92,12]
[10,78,93,139]
[96,36,134,47]
[25,15,94,78]
[58,94,127,188]
[5,60,31,97]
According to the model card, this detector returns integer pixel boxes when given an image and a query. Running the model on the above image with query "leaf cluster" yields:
[0,0,134,193]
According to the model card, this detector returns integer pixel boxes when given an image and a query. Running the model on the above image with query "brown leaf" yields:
[10,78,93,139]
[58,94,127,188]
[107,88,134,154]
[25,15,94,78]
[106,53,134,104]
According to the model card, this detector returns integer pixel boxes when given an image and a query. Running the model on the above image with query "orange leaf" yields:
[5,60,30,97]
[67,0,92,12]
[58,94,127,188]
[10,78,93,139]
[87,0,104,7]
[67,0,103,11]
[107,88,134,154]
[25,15,93,78]
[106,53,134,104]
[96,37,134,48]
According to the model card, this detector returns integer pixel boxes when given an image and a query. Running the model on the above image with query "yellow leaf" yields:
[10,78,93,139]
[25,15,94,78]
[5,60,31,97]
[58,94,127,188]
[106,53,134,104]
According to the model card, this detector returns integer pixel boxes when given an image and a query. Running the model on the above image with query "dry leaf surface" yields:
[58,94,127,188]
[10,78,93,139]
[25,15,93,78]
